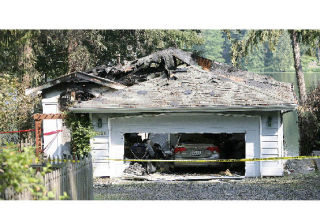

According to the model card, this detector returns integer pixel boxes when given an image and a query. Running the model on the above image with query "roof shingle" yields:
[73,64,297,111]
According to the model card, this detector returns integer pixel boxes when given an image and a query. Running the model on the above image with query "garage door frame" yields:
[108,113,261,177]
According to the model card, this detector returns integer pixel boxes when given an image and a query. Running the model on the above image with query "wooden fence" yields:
[1,155,93,200]
[19,131,35,151]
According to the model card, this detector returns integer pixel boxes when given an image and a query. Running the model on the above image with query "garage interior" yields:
[123,132,246,176]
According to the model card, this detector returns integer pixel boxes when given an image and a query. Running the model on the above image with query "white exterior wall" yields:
[260,111,283,176]
[42,90,64,157]
[40,106,284,178]
[90,114,110,177]
[107,113,262,178]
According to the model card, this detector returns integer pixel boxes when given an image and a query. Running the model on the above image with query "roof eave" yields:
[69,104,298,114]
[25,72,126,95]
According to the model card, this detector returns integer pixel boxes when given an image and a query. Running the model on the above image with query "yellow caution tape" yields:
[102,155,320,163]
[47,159,80,163]
[45,155,320,163]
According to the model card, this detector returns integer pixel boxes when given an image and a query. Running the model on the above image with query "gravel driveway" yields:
[94,172,320,200]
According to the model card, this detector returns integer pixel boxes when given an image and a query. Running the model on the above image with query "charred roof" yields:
[73,65,297,111]
[84,48,200,86]
[71,48,297,111]
[27,48,297,111]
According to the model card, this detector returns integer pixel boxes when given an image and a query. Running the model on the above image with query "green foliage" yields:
[225,30,284,66]
[0,144,54,200]
[270,32,294,72]
[193,30,225,63]
[298,85,320,155]
[0,30,203,86]
[0,30,202,82]
[0,30,43,86]
[225,29,320,72]
[64,112,97,157]
[195,30,309,73]
[143,30,203,52]
[0,74,39,132]
[59,192,69,200]
[241,43,266,72]
[0,30,35,77]
[301,55,320,72]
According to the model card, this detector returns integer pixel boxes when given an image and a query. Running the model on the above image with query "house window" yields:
[267,116,272,127]
[97,118,103,128]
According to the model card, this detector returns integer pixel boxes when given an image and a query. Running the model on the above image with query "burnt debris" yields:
[85,48,198,86]
[55,48,298,111]
[28,48,297,110]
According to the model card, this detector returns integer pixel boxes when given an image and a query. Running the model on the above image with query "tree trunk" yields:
[290,30,307,105]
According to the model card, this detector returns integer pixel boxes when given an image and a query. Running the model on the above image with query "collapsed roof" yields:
[25,71,126,95]
[84,48,201,86]
[70,48,298,112]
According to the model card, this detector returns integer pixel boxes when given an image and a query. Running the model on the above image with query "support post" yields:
[35,120,42,157]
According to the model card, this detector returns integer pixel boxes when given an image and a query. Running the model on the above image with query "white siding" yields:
[109,113,261,178]
[90,114,110,177]
[260,111,283,176]
[42,90,66,157]
[42,103,61,156]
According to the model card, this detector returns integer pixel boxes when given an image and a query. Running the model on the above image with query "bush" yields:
[64,112,97,158]
[0,143,53,200]
[298,85,320,155]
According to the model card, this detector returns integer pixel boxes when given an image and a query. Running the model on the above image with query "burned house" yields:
[27,48,298,178]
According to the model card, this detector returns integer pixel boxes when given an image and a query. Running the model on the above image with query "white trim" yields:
[109,112,261,121]
[259,115,263,178]
[108,113,261,177]
[70,105,297,114]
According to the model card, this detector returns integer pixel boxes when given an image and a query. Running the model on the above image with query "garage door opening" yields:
[123,133,245,176]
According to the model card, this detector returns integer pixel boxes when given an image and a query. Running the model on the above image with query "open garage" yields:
[92,113,262,177]
[123,132,246,175]
[33,49,297,178]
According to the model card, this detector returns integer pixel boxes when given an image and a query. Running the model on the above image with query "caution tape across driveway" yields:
[46,155,320,164]
[101,155,320,163]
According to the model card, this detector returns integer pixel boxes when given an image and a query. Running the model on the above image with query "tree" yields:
[0,74,38,135]
[193,30,225,63]
[226,30,320,104]
[0,30,39,83]
[242,42,266,72]
[271,32,294,72]
[290,30,307,104]
[298,85,320,155]
[0,30,203,86]
[33,30,203,81]
[0,30,203,132]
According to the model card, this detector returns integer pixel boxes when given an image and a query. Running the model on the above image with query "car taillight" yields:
[174,147,187,154]
[206,146,220,153]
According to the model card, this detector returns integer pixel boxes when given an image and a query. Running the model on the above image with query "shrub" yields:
[64,112,97,158]
[298,85,320,155]
[0,143,53,199]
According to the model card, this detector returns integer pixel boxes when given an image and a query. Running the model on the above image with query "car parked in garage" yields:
[173,134,221,167]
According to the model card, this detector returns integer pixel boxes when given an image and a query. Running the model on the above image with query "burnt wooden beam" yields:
[26,71,126,95]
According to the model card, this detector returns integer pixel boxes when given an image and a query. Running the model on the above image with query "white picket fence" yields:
[1,155,93,200]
